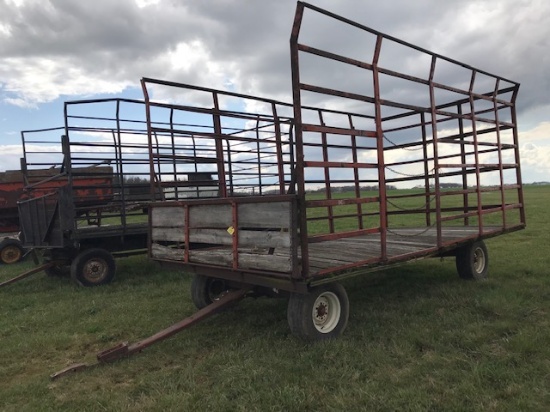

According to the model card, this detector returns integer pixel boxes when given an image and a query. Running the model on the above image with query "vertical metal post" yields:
[493,79,506,228]
[318,110,334,233]
[212,92,227,197]
[271,103,286,195]
[62,103,73,190]
[290,1,309,277]
[170,108,177,198]
[255,117,263,195]
[231,201,239,270]
[140,79,156,259]
[372,34,387,260]
[115,100,127,232]
[20,132,30,186]
[226,140,234,196]
[420,112,431,227]
[510,85,525,225]
[140,79,157,200]
[457,104,469,226]
[428,56,442,247]
[348,114,363,230]
[184,204,190,263]
[468,71,483,235]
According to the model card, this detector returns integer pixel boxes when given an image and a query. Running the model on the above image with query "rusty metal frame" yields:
[141,2,524,292]
[289,1,525,278]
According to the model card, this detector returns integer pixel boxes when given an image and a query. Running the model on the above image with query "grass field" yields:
[1,185,549,411]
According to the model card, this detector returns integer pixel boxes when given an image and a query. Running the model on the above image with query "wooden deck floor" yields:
[177,226,504,277]
[306,226,495,273]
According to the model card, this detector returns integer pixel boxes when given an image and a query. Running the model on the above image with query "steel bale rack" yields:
[143,2,525,341]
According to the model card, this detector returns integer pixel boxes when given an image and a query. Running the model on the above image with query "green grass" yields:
[1,185,549,411]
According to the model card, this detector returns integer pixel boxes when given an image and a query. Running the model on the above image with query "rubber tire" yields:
[190,275,229,310]
[0,240,24,264]
[456,240,489,280]
[70,248,116,287]
[287,283,349,341]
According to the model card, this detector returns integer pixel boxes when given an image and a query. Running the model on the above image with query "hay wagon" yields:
[143,2,525,340]
[14,102,155,286]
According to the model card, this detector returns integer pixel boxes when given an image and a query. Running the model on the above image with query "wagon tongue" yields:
[0,261,56,288]
[96,342,130,362]
[49,288,249,380]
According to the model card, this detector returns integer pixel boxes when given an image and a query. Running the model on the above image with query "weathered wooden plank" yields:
[189,248,292,273]
[151,243,184,260]
[238,230,291,248]
[151,227,185,242]
[151,242,292,273]
[189,204,232,227]
[152,206,185,227]
[239,252,292,273]
[238,202,291,228]
[169,201,287,230]
[185,228,291,249]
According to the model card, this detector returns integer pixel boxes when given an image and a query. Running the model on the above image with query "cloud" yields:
[0,145,24,171]
[520,121,550,143]
[520,143,550,177]
[1,0,548,187]
[1,0,545,111]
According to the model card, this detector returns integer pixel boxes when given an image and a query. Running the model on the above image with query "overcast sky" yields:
[1,0,549,183]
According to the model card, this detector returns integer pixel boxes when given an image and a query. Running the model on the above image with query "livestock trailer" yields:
[16,102,157,286]
[143,2,525,340]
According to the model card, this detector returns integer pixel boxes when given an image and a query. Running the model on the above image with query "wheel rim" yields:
[473,247,486,274]
[82,258,108,282]
[1,245,22,264]
[312,291,341,333]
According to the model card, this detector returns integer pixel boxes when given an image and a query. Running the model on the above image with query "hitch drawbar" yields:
[0,262,56,288]
[50,288,249,380]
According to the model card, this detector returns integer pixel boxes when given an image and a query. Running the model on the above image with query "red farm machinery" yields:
[0,169,27,264]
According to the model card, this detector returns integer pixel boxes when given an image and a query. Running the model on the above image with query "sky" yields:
[1,0,549,185]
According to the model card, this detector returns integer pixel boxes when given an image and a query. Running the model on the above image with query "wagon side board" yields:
[150,196,300,277]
